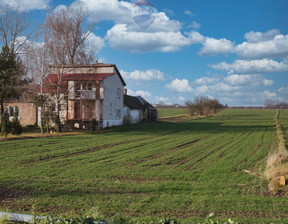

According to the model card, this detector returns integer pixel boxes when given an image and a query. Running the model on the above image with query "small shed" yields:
[123,95,158,124]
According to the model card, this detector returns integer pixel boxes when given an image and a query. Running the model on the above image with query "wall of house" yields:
[102,70,124,128]
[6,103,37,126]
[123,106,143,124]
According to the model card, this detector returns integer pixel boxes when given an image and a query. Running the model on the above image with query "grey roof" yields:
[124,95,155,110]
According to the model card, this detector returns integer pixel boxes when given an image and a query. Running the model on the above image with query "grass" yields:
[157,108,188,118]
[0,109,288,223]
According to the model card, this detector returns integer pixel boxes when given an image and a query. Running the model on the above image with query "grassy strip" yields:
[265,110,288,192]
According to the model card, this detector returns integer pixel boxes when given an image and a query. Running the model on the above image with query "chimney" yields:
[123,88,127,95]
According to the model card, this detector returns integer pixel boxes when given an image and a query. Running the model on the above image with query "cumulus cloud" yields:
[84,32,106,54]
[188,21,201,29]
[194,77,219,85]
[0,0,50,11]
[199,37,234,56]
[78,0,132,24]
[210,59,288,74]
[106,24,194,52]
[166,79,193,92]
[235,33,288,59]
[184,10,194,16]
[127,89,152,98]
[244,29,280,43]
[224,74,274,86]
[121,69,165,81]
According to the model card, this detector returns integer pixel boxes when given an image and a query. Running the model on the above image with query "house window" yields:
[75,84,81,98]
[82,83,87,90]
[8,106,19,117]
[86,105,90,110]
[117,88,121,98]
[116,109,121,120]
[88,83,92,90]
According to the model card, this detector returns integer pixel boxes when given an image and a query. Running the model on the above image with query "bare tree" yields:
[0,5,33,54]
[22,27,51,134]
[186,96,223,116]
[44,3,95,131]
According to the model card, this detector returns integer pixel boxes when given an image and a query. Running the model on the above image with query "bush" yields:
[92,119,97,131]
[11,112,22,136]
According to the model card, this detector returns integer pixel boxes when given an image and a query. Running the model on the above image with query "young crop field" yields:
[0,109,288,223]
[157,108,188,118]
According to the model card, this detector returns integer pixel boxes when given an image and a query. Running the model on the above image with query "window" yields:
[86,105,90,110]
[117,88,121,98]
[82,83,87,90]
[75,84,81,98]
[116,109,121,120]
[8,106,19,117]
[88,83,92,90]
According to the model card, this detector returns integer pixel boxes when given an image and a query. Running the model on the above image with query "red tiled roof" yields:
[62,73,114,81]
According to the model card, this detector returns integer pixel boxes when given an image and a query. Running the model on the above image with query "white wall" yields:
[102,70,124,128]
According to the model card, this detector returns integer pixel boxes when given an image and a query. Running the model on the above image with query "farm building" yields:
[123,94,158,124]
[2,63,157,129]
[40,64,126,129]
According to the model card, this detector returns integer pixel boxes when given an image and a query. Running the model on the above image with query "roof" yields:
[50,64,126,86]
[62,73,114,81]
[124,95,155,110]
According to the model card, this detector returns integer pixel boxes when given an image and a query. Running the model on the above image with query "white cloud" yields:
[0,0,50,11]
[127,89,152,98]
[199,37,234,56]
[184,10,194,16]
[194,77,219,85]
[121,69,165,81]
[279,87,288,94]
[224,74,274,86]
[106,24,193,52]
[211,59,288,74]
[85,32,105,53]
[235,33,288,59]
[155,96,171,105]
[78,0,133,24]
[188,21,201,29]
[178,96,186,102]
[166,79,193,92]
[244,29,280,43]
[263,79,274,86]
[188,31,205,44]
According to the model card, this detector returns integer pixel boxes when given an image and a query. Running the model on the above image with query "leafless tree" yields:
[0,5,33,54]
[44,2,96,131]
[22,26,51,134]
[186,96,223,116]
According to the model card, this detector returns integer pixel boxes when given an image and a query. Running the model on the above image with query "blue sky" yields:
[1,0,288,106]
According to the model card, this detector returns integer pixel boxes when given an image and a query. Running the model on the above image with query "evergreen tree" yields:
[1,110,11,138]
[0,44,26,115]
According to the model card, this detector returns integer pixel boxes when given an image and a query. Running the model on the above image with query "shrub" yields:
[92,119,97,131]
[11,112,22,136]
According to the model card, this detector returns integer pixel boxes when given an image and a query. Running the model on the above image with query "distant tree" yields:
[1,110,11,137]
[186,96,223,116]
[265,99,276,109]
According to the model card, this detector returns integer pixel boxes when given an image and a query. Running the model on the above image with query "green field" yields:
[0,109,288,223]
[157,108,188,118]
